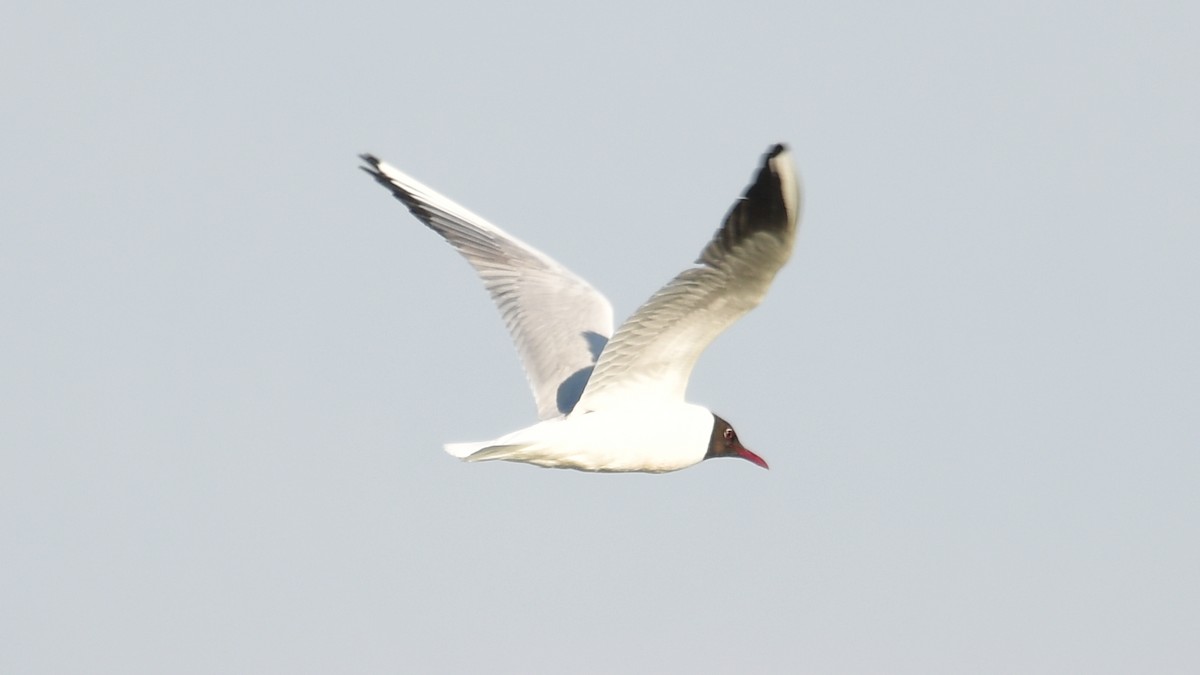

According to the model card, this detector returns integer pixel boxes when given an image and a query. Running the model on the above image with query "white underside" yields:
[444,403,714,473]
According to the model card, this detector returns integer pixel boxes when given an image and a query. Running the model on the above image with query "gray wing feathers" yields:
[360,155,614,419]
[575,144,801,410]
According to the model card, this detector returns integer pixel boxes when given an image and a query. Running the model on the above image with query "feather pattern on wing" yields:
[574,144,801,410]
[360,155,614,419]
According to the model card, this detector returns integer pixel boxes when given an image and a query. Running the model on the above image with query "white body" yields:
[446,404,715,473]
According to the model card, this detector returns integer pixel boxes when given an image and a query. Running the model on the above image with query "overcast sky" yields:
[2,1,1198,673]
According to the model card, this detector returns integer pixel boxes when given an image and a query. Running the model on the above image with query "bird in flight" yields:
[359,144,801,473]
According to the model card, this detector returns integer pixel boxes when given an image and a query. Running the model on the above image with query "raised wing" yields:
[360,154,614,419]
[574,144,801,411]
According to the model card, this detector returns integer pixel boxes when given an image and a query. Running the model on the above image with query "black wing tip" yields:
[751,145,792,197]
[357,152,381,177]
[359,153,383,175]
[358,153,411,201]
[357,151,405,195]
[698,142,797,263]
[356,152,436,222]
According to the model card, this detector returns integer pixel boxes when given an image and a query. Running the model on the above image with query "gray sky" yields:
[3,1,1198,673]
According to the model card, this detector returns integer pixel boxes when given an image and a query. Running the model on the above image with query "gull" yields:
[359,144,801,472]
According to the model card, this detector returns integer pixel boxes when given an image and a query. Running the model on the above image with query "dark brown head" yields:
[704,414,769,469]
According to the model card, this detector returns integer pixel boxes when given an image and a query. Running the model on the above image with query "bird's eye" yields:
[723,428,735,441]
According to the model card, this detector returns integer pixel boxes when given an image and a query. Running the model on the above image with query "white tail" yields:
[444,441,489,459]
[444,442,535,462]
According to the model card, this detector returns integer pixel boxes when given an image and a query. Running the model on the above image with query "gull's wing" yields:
[574,144,801,411]
[360,154,614,419]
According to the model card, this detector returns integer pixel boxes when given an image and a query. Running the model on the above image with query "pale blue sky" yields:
[2,1,1198,673]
